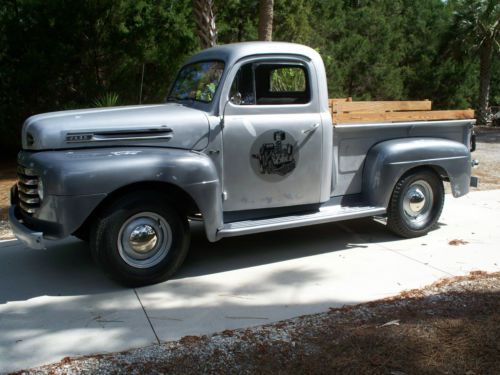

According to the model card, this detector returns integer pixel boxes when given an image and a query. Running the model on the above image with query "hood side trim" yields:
[66,127,173,144]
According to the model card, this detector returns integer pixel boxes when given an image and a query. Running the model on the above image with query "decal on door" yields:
[250,130,298,180]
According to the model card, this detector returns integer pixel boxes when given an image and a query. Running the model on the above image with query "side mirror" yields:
[230,92,242,105]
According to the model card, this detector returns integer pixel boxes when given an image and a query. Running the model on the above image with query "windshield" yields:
[168,61,225,103]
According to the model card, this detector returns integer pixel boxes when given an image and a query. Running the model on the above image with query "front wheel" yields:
[387,170,444,238]
[90,192,190,286]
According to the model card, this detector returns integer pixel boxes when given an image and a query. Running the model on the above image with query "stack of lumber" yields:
[329,98,474,124]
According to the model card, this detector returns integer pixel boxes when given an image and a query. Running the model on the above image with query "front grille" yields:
[17,165,40,215]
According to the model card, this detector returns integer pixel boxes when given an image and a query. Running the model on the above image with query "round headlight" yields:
[38,179,44,201]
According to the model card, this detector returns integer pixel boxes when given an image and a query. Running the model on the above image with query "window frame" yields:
[226,58,313,108]
[253,62,310,105]
[167,59,226,104]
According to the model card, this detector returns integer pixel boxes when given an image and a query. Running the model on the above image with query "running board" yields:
[217,203,386,239]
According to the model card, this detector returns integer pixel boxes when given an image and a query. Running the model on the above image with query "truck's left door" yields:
[221,58,323,212]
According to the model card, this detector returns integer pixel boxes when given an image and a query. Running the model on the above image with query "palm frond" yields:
[93,92,120,107]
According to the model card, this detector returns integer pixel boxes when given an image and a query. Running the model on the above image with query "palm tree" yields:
[452,0,499,125]
[258,0,274,41]
[193,0,217,49]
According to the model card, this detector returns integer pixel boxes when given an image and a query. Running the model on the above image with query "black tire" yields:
[90,191,190,286]
[387,169,444,238]
[73,227,90,242]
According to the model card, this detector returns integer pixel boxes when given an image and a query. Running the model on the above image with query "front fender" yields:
[362,138,471,208]
[18,148,223,241]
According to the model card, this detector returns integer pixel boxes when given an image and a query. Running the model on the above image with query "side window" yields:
[230,64,255,105]
[269,67,306,92]
[230,62,310,106]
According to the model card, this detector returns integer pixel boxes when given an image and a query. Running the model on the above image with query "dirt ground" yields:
[470,126,500,190]
[0,160,16,239]
[1,126,499,240]
[11,271,500,375]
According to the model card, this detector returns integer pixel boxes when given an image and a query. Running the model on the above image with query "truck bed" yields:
[327,99,475,197]
[329,99,475,124]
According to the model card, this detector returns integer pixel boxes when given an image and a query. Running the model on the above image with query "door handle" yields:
[302,123,320,134]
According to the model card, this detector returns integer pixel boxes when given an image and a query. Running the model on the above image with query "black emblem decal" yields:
[252,131,296,176]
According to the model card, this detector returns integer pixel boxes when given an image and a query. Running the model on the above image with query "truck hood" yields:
[22,103,210,151]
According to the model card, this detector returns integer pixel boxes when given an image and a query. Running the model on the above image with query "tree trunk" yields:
[477,39,493,125]
[258,0,274,41]
[193,0,217,49]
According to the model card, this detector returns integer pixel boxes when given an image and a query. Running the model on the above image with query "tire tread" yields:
[90,191,190,286]
[387,170,444,238]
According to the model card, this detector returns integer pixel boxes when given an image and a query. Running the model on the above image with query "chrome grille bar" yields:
[18,175,38,186]
[19,201,38,214]
[17,164,40,215]
[19,192,40,204]
[18,185,38,195]
[17,166,37,176]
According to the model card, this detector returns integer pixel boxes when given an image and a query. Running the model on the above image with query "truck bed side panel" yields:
[331,120,473,197]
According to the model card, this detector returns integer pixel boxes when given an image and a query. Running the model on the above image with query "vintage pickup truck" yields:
[9,42,478,285]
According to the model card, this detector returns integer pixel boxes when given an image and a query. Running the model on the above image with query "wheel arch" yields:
[73,181,201,241]
[362,137,471,208]
[395,164,443,182]
[31,147,224,242]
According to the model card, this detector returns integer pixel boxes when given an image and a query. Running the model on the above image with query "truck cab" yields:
[9,42,476,286]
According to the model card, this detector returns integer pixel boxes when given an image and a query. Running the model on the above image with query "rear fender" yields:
[362,138,471,208]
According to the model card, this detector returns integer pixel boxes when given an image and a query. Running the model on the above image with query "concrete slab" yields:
[137,223,447,341]
[1,190,499,373]
[339,190,500,276]
[0,239,157,373]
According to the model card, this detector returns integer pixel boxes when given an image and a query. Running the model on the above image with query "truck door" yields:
[221,59,323,212]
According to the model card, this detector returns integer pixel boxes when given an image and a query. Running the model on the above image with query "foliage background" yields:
[0,0,498,158]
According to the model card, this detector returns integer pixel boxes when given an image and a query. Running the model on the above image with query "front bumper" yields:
[8,205,46,249]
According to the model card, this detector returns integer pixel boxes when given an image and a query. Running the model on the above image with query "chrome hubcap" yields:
[118,212,172,268]
[403,180,433,227]
[129,224,158,253]
[408,188,426,213]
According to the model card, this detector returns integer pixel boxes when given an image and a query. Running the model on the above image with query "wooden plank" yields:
[332,100,432,113]
[328,98,352,107]
[333,109,475,124]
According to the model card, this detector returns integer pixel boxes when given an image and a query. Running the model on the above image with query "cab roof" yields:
[186,42,321,67]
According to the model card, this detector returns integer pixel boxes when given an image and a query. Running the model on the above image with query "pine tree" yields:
[450,0,500,124]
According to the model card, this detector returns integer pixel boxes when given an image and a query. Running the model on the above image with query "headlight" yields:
[38,179,44,201]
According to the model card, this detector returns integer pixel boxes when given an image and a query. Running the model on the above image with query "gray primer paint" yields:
[332,120,473,197]
[22,103,210,151]
[10,42,475,246]
[363,137,471,208]
[17,148,222,241]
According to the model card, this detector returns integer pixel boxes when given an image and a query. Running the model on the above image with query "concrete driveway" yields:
[1,189,499,373]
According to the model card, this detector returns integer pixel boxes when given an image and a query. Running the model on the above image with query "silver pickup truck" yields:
[9,42,477,286]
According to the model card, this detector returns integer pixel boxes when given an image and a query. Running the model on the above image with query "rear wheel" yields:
[387,169,444,238]
[90,192,190,286]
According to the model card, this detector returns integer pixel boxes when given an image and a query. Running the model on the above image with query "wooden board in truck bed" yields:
[329,98,475,125]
